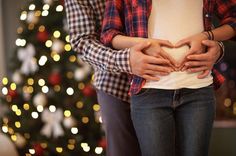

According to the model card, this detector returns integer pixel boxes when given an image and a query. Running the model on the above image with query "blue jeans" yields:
[131,85,216,156]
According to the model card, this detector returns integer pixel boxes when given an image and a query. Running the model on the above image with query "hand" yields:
[183,40,221,79]
[129,42,174,81]
[143,38,177,68]
[175,32,208,70]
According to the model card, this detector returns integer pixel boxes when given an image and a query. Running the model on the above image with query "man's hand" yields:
[129,42,174,81]
[182,40,221,78]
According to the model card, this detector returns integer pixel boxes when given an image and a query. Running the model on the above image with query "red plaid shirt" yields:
[101,0,236,95]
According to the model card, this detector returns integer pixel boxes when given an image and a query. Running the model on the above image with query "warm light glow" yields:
[56,147,63,153]
[76,101,84,109]
[11,135,17,142]
[45,40,53,47]
[2,126,8,133]
[67,144,75,150]
[15,121,21,128]
[82,117,89,124]
[2,77,8,85]
[95,147,103,154]
[2,87,8,95]
[37,105,44,112]
[53,54,60,62]
[39,55,48,66]
[53,31,61,38]
[78,83,85,90]
[28,23,35,30]
[15,38,26,47]
[66,87,74,95]
[31,112,39,119]
[42,10,49,16]
[35,10,41,17]
[93,104,100,112]
[42,86,49,93]
[64,110,71,117]
[20,11,27,20]
[66,72,73,79]
[81,143,90,152]
[38,79,46,86]
[49,105,56,112]
[56,5,63,12]
[27,78,34,86]
[16,109,22,116]
[224,98,232,107]
[12,105,18,112]
[65,35,70,42]
[29,149,35,155]
[39,25,46,32]
[71,127,78,134]
[43,4,50,10]
[17,27,24,34]
[69,55,76,62]
[41,143,48,149]
[64,44,71,51]
[54,85,61,92]
[29,4,36,10]
[23,103,30,110]
[10,83,16,90]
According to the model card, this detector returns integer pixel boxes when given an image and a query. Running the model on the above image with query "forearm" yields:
[211,24,236,41]
[112,35,145,50]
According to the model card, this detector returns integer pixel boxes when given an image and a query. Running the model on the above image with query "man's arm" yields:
[64,0,131,73]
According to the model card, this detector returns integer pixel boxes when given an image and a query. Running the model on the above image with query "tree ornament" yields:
[82,85,96,97]
[48,72,61,86]
[17,44,38,75]
[36,30,49,43]
[33,144,44,156]
[41,108,64,138]
[8,89,18,99]
[98,137,107,149]
[26,11,39,24]
[33,93,47,107]
[51,39,65,53]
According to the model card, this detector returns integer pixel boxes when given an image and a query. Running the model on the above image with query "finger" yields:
[197,70,211,79]
[158,40,174,48]
[160,49,179,67]
[181,65,188,71]
[187,53,208,61]
[134,41,151,51]
[187,66,209,73]
[202,40,217,48]
[146,64,173,73]
[185,61,208,68]
[144,70,170,76]
[145,55,171,66]
[175,39,189,48]
[143,75,160,81]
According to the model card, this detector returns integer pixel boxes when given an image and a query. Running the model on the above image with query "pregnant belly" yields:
[162,45,189,64]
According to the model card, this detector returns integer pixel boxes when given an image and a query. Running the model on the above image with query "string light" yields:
[76,101,84,109]
[66,87,74,95]
[31,112,39,119]
[42,86,49,93]
[11,135,17,142]
[38,79,46,86]
[29,4,36,11]
[71,127,78,134]
[27,78,34,86]
[35,10,41,16]
[95,147,103,154]
[56,147,63,153]
[93,104,100,112]
[49,105,56,112]
[28,23,35,30]
[39,55,48,66]
[53,54,60,62]
[54,85,61,92]
[224,98,232,107]
[66,72,73,79]
[82,117,89,124]
[43,4,50,10]
[81,143,90,152]
[65,35,70,42]
[45,40,53,47]
[42,10,49,16]
[20,11,27,20]
[29,149,35,155]
[38,25,45,32]
[15,38,26,46]
[37,105,44,112]
[2,77,8,85]
[56,5,63,12]
[23,103,30,110]
[69,55,76,62]
[1,87,8,95]
[17,27,24,34]
[53,30,61,38]
[15,109,22,116]
[67,144,75,150]
[64,110,71,117]
[78,83,85,90]
[64,44,71,51]
[15,121,21,128]
[2,126,8,133]
[11,105,18,112]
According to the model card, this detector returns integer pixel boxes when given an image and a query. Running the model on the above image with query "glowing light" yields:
[10,83,16,90]
[17,27,24,34]
[56,147,63,153]
[76,101,84,109]
[15,121,21,128]
[93,104,100,111]
[69,55,76,62]
[29,149,35,154]
[53,31,61,38]
[20,11,27,20]
[82,117,89,124]
[99,117,103,123]
[43,4,50,10]
[224,98,232,107]
[65,35,70,42]
[16,109,22,116]
[66,87,74,95]
[42,86,49,93]
[53,54,60,62]
[11,135,17,142]
[27,78,34,85]
[81,143,90,152]
[42,10,49,16]
[2,126,8,133]
[71,127,78,134]
[37,105,44,112]
[35,10,41,17]
[56,5,63,12]
[29,4,36,10]
[45,40,53,47]
[38,79,45,86]
[49,105,56,112]
[39,55,48,66]
[64,44,71,51]
[64,110,71,117]
[23,103,30,110]
[32,112,39,119]
[12,105,18,112]
[15,38,26,47]
[95,147,103,154]
[78,83,85,90]
[67,144,75,150]
[2,87,8,95]
[39,25,45,32]
[2,77,8,85]
[54,85,61,92]
[66,72,73,79]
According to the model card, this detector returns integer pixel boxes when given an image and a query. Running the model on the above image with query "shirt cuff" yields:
[115,48,132,73]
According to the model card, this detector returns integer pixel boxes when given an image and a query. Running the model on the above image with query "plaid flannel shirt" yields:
[101,0,236,95]
[65,0,132,102]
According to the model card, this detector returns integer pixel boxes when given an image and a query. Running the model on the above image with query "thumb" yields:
[202,40,215,48]
[133,41,151,51]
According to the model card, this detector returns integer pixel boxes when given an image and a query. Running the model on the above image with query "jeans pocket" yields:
[132,88,151,97]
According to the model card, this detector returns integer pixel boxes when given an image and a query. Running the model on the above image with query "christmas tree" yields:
[0,0,105,155]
